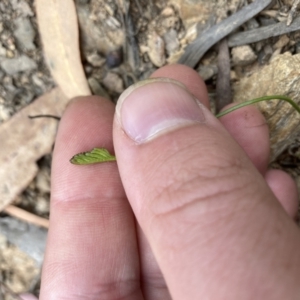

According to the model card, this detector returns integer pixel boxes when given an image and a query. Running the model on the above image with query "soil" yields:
[1,0,300,298]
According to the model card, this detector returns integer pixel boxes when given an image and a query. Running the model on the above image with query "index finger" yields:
[40,96,142,299]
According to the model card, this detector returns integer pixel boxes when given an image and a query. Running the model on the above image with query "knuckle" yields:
[149,145,253,224]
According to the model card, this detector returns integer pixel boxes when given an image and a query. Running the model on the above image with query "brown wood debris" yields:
[36,0,91,98]
[0,88,68,211]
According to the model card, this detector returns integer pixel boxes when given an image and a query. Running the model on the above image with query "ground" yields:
[1,0,300,298]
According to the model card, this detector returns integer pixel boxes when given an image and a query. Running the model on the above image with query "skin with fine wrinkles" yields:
[35,64,300,300]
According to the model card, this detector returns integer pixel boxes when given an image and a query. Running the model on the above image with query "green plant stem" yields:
[70,95,300,165]
[216,95,300,118]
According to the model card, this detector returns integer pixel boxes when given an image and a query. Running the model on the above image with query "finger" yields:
[40,96,142,300]
[136,64,270,296]
[137,225,171,300]
[151,64,210,108]
[136,65,210,300]
[154,64,270,173]
[218,104,269,174]
[113,78,300,299]
[265,169,299,219]
[135,65,270,299]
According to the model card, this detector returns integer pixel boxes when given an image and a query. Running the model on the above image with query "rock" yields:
[273,34,290,50]
[258,44,273,65]
[11,0,34,17]
[198,65,218,81]
[14,17,36,50]
[35,195,50,215]
[102,72,123,94]
[76,3,124,55]
[179,0,215,28]
[35,168,50,194]
[231,45,257,66]
[0,217,47,267]
[179,0,241,30]
[6,49,15,58]
[0,233,7,249]
[88,77,110,99]
[15,89,35,104]
[245,18,259,30]
[86,52,105,67]
[106,49,123,68]
[0,55,37,75]
[0,102,11,123]
[164,29,180,56]
[233,52,300,161]
[0,42,6,56]
[147,31,165,67]
[3,75,17,93]
[31,73,45,90]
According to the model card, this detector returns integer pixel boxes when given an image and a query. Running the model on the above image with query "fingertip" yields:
[151,64,210,108]
[58,95,116,155]
[219,104,270,174]
[265,169,299,219]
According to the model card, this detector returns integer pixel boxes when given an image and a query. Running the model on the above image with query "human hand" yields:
[26,65,300,299]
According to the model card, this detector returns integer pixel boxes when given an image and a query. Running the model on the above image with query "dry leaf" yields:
[0,88,68,211]
[76,4,124,55]
[36,0,91,99]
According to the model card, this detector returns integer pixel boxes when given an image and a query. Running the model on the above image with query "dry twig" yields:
[287,0,300,26]
[216,39,232,113]
[178,0,273,67]
[228,15,300,47]
[4,205,49,229]
[36,0,91,98]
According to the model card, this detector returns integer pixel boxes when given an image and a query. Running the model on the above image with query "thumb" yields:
[113,77,300,299]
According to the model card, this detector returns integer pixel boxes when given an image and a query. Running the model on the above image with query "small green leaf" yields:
[70,148,116,165]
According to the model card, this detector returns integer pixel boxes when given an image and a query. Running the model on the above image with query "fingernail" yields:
[116,78,206,143]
